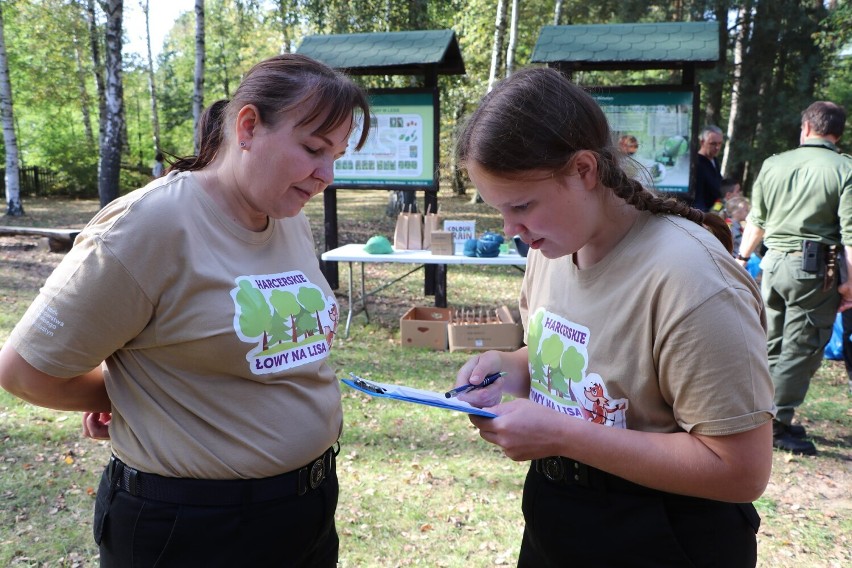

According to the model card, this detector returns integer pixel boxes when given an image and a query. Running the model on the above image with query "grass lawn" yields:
[1,190,850,567]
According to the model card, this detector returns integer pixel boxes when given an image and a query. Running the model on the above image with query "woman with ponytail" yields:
[451,67,773,567]
[0,54,370,566]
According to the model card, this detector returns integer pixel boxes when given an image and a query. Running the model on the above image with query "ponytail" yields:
[168,99,229,173]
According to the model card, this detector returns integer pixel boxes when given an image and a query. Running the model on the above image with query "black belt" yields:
[533,456,654,495]
[107,445,337,506]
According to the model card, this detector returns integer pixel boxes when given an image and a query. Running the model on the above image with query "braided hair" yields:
[455,67,732,253]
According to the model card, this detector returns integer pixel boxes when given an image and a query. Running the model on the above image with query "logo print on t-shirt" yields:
[526,308,628,427]
[230,271,338,374]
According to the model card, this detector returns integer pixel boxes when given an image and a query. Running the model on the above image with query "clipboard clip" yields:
[350,373,386,394]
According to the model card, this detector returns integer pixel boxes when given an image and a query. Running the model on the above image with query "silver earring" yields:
[240,141,246,148]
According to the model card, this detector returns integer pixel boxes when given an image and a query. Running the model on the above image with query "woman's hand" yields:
[82,412,111,440]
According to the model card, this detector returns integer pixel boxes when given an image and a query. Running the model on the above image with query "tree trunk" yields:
[505,0,519,77]
[703,0,729,127]
[276,0,296,53]
[142,0,161,153]
[97,0,124,207]
[0,3,23,216]
[730,0,776,189]
[72,32,95,148]
[553,0,563,25]
[86,0,106,144]
[408,0,428,29]
[721,3,749,178]
[486,0,507,93]
[193,0,205,153]
[450,100,467,196]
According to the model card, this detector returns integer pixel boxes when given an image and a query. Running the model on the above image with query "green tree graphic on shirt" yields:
[235,279,273,350]
[561,345,586,404]
[269,289,302,343]
[267,310,292,346]
[540,334,565,394]
[297,286,325,334]
[235,279,329,350]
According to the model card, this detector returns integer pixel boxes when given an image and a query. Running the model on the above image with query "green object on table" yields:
[363,235,394,254]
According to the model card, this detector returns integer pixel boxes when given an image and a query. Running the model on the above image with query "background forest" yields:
[0,0,851,207]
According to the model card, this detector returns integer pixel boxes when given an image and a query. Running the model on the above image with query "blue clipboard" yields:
[342,373,497,418]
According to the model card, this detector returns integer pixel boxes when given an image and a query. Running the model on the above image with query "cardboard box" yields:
[400,307,453,350]
[448,305,523,352]
[430,231,454,255]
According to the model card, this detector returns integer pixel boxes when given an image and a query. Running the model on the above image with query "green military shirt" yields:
[747,137,852,251]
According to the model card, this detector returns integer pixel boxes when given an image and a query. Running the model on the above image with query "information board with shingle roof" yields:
[532,22,719,73]
[297,29,465,76]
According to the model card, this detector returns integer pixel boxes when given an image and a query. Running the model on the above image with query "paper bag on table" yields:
[422,205,441,249]
[393,205,423,250]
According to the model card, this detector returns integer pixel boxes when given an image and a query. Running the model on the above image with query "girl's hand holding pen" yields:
[453,353,506,409]
[445,372,506,398]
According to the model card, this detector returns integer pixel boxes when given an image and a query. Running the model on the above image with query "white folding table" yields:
[320,243,527,337]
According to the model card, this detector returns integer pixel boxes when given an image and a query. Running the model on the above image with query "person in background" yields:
[618,134,639,156]
[0,53,370,567]
[152,151,165,178]
[693,125,724,212]
[453,67,773,567]
[842,258,852,395]
[714,176,742,216]
[726,195,751,256]
[737,100,852,456]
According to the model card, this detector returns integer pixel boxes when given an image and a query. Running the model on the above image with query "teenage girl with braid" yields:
[451,67,774,567]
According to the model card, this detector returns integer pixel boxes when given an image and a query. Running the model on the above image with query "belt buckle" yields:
[308,456,325,490]
[541,457,564,482]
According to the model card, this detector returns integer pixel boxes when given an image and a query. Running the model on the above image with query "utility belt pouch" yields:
[802,239,824,273]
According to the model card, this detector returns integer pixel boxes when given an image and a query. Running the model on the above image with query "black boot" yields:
[772,421,816,455]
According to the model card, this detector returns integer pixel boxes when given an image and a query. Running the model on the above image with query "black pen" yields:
[445,372,506,398]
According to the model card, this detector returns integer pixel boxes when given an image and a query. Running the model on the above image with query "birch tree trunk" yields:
[0,3,23,216]
[193,0,205,153]
[97,0,124,207]
[486,0,507,93]
[505,0,519,77]
[142,0,161,153]
[721,4,750,177]
[86,0,106,144]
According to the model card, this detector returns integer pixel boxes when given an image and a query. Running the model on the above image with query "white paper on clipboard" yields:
[342,373,497,418]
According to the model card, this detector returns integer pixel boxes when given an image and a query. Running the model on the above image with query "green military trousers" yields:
[761,250,840,425]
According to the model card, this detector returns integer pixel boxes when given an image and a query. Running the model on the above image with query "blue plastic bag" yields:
[823,313,844,360]
[746,255,761,279]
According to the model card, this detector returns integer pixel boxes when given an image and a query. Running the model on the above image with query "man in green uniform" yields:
[737,101,852,455]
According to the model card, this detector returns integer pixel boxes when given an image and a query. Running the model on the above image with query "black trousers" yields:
[94,459,339,568]
[518,461,759,568]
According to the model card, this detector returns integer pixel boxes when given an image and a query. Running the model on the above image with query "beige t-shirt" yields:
[520,212,774,435]
[10,172,343,478]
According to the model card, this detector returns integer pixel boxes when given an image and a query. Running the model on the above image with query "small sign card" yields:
[443,220,476,253]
